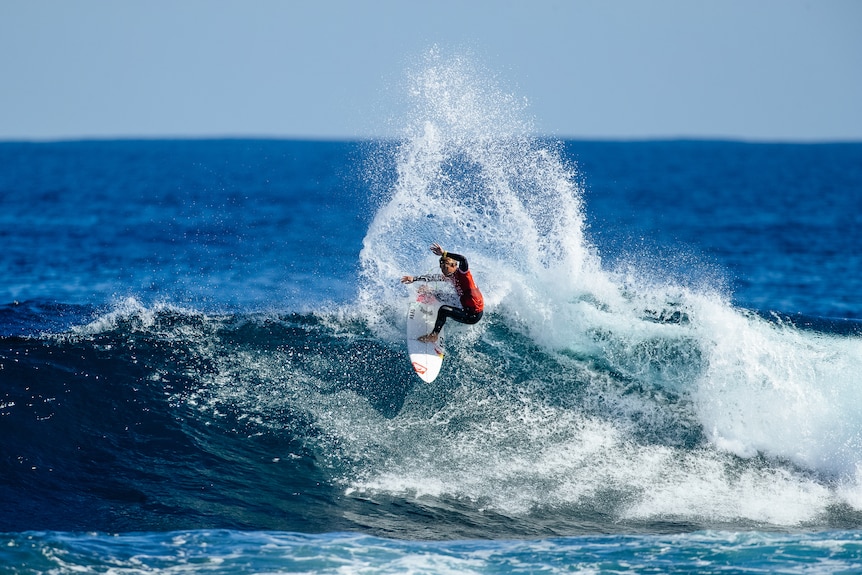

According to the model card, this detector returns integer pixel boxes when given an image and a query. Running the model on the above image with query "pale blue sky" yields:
[2,0,860,141]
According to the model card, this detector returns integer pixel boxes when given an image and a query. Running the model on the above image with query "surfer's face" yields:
[439,258,458,276]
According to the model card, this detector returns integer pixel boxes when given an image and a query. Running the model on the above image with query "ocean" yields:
[2,59,862,573]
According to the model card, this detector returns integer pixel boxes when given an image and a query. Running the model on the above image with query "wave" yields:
[2,295,861,536]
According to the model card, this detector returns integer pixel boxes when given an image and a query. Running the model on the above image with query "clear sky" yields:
[2,0,860,141]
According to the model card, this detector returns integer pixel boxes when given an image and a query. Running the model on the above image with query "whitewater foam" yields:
[694,303,862,477]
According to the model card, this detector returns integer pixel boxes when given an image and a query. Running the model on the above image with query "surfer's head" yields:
[439,257,458,276]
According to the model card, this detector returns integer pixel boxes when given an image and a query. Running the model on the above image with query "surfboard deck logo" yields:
[406,288,445,383]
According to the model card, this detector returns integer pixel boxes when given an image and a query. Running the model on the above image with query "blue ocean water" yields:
[2,59,862,573]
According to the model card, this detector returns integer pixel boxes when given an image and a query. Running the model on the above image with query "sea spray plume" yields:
[359,50,606,342]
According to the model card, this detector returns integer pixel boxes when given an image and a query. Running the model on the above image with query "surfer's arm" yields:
[443,251,469,272]
[431,243,469,272]
[402,274,444,283]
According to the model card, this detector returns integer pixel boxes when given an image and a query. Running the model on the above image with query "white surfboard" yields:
[406,289,445,383]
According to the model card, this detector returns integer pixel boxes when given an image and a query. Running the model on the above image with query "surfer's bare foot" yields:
[418,333,438,343]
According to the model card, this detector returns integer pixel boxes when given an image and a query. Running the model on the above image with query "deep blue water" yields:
[3,70,862,574]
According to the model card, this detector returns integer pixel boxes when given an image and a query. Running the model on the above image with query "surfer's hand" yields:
[430,243,444,256]
[401,276,414,284]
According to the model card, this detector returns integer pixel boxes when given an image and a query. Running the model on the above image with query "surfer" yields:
[401,243,484,343]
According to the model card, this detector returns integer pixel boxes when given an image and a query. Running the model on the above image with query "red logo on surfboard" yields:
[412,361,427,374]
[417,292,434,304]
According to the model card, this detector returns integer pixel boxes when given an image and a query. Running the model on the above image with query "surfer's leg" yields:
[431,305,456,334]
[420,306,483,342]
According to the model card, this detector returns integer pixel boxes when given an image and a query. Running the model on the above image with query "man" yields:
[401,243,484,343]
